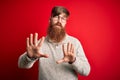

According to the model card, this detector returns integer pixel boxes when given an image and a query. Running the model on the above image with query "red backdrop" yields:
[0,0,120,80]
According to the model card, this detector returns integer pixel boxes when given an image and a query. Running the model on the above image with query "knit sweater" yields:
[18,34,90,80]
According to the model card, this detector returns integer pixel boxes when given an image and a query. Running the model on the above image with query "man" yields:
[18,6,90,80]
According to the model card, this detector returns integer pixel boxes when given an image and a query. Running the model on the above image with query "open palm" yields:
[26,33,48,59]
[57,42,76,64]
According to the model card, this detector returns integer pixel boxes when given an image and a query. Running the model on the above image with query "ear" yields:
[49,17,52,23]
[49,19,50,23]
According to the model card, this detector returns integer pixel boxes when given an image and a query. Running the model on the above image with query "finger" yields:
[38,36,45,47]
[70,44,73,52]
[26,37,30,47]
[40,54,49,58]
[62,44,66,56]
[34,33,38,46]
[71,44,75,54]
[56,59,65,64]
[30,34,33,46]
[67,42,71,53]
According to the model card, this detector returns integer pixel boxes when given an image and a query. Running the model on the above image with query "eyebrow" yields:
[58,14,68,18]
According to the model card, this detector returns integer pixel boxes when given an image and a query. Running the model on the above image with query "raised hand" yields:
[26,33,49,59]
[56,42,76,64]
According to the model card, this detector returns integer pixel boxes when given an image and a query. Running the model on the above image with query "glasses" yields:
[52,16,67,23]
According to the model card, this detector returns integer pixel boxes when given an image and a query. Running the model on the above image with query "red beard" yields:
[47,22,66,43]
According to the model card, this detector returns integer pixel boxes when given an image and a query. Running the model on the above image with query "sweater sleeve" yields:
[18,52,38,69]
[71,40,91,76]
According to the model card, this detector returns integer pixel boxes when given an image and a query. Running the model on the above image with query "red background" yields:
[0,0,120,80]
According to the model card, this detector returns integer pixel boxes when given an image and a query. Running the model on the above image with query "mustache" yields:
[53,22,63,27]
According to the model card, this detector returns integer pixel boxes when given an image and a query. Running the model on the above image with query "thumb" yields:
[40,54,49,58]
[56,59,65,64]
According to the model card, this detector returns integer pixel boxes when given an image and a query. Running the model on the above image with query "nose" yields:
[58,17,62,23]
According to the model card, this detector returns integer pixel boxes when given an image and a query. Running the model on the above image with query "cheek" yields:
[62,23,66,27]
[51,20,57,25]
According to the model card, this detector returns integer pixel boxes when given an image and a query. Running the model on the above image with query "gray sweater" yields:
[18,35,90,80]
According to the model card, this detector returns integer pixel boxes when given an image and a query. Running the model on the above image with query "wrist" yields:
[26,53,37,60]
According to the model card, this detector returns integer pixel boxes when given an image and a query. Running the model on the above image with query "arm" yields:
[18,52,38,69]
[57,40,90,76]
[71,40,91,76]
[18,33,48,69]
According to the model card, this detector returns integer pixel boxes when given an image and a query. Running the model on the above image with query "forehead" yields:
[59,13,67,17]
[52,13,67,18]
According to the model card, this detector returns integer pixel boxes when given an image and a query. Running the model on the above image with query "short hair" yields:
[51,6,70,17]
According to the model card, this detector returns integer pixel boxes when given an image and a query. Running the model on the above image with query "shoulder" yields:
[66,34,80,43]
[66,34,82,48]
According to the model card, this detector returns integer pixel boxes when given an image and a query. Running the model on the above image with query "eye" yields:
[61,17,67,20]
[53,16,58,18]
[52,16,58,20]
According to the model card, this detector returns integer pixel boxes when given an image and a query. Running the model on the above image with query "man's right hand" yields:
[26,33,49,59]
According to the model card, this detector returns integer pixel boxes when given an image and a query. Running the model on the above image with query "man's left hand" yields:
[56,42,76,64]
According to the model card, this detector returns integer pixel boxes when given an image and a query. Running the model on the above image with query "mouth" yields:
[54,25,62,29]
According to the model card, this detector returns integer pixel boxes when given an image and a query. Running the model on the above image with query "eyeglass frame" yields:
[51,15,68,23]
